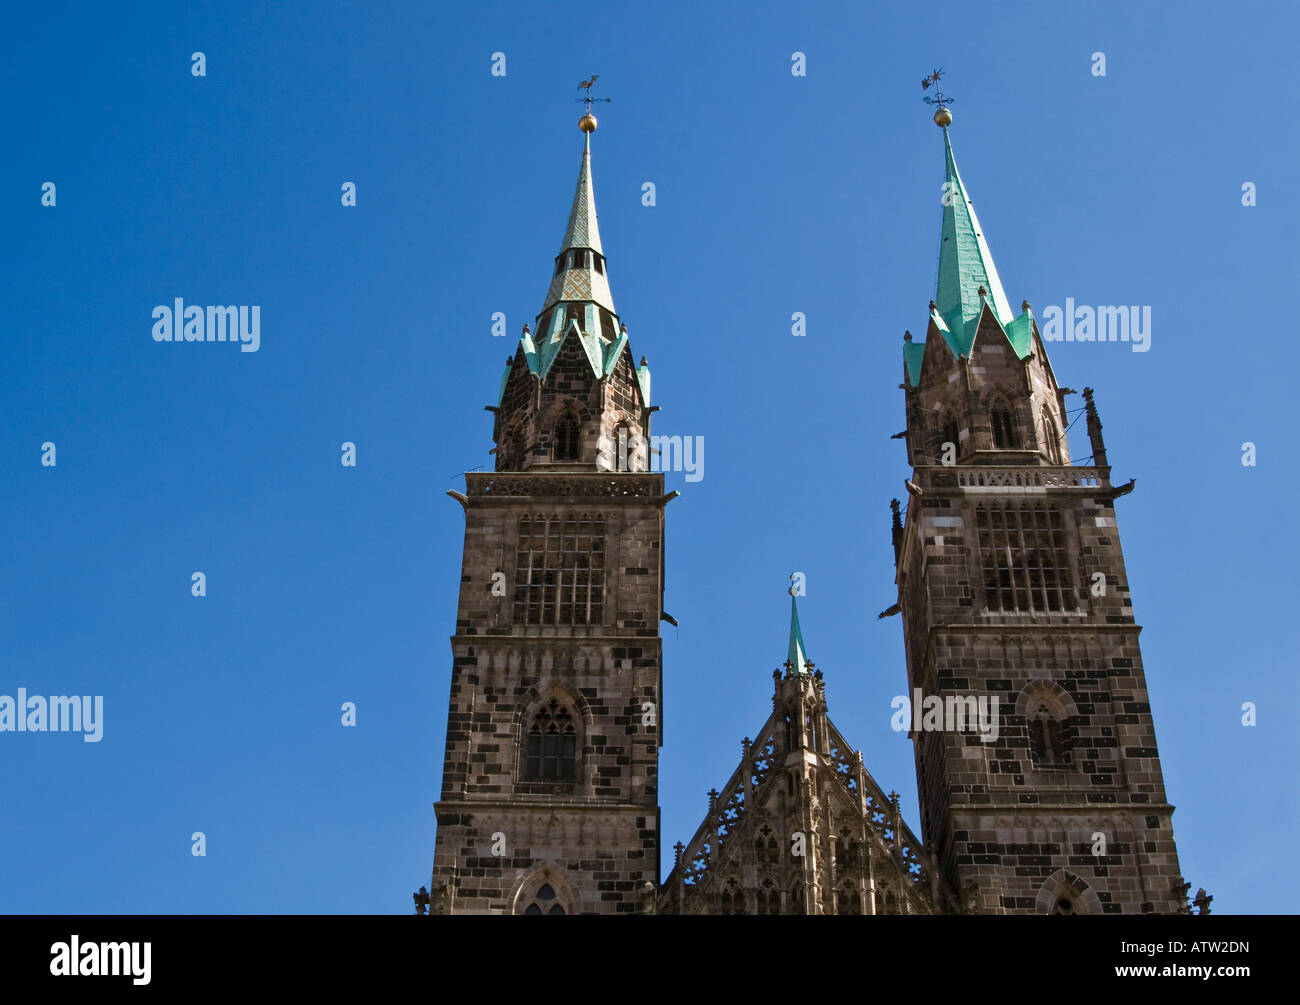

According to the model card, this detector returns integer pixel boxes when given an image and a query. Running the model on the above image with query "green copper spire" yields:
[561,132,603,257]
[786,587,809,676]
[935,127,1014,356]
[541,130,615,315]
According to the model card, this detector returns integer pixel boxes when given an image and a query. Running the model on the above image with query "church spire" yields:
[540,120,616,317]
[902,85,1066,466]
[935,125,1014,353]
[494,101,652,472]
[786,583,810,676]
[562,132,604,258]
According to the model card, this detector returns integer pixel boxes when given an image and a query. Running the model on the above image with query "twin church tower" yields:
[420,99,1185,915]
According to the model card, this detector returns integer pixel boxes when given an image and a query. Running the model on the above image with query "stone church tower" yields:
[424,112,668,914]
[890,113,1184,913]
[416,101,1193,918]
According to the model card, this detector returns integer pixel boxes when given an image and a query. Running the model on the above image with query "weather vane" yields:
[577,74,611,110]
[576,74,610,132]
[921,67,954,127]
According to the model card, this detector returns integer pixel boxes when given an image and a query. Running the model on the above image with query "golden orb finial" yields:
[579,112,598,133]
[933,106,952,128]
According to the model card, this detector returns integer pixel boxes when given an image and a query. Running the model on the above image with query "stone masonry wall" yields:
[431,473,665,914]
[898,472,1183,913]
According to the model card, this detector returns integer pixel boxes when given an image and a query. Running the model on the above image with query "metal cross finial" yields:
[576,74,612,113]
[921,67,954,112]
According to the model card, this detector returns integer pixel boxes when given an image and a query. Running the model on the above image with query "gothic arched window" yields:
[991,397,1018,449]
[717,877,743,915]
[522,884,567,915]
[524,699,578,781]
[837,884,862,915]
[1042,406,1063,464]
[615,424,635,472]
[804,705,819,753]
[501,424,527,471]
[554,415,580,461]
[938,410,960,461]
[1036,869,1101,915]
[835,836,860,874]
[515,870,576,916]
[1028,700,1071,766]
[756,878,780,916]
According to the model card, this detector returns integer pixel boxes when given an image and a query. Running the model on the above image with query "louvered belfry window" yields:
[940,413,959,458]
[1029,705,1071,765]
[976,504,1077,613]
[1042,406,1063,464]
[991,399,1018,449]
[513,514,606,625]
[554,415,580,461]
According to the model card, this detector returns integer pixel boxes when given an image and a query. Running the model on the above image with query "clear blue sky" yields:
[2,0,1295,914]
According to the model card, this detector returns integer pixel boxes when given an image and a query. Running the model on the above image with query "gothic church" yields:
[420,104,1186,915]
